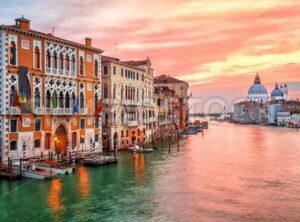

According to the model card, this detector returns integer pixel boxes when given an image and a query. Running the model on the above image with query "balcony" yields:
[103,99,118,105]
[45,108,52,115]
[59,69,63,75]
[34,107,43,115]
[80,108,88,115]
[9,107,21,115]
[45,108,74,115]
[127,120,139,126]
[46,67,51,74]
[52,68,57,74]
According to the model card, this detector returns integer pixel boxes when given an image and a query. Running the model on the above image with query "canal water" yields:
[1,122,300,222]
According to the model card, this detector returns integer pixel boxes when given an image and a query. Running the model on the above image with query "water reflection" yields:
[134,153,146,186]
[76,166,90,199]
[47,178,65,222]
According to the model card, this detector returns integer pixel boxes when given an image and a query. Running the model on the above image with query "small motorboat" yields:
[128,145,154,153]
[13,161,57,180]
[35,160,73,175]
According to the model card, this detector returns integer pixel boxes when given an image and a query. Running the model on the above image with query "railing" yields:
[34,107,43,115]
[46,67,51,74]
[80,108,88,115]
[127,120,139,126]
[10,107,20,115]
[71,71,75,76]
[59,69,63,75]
[65,70,70,76]
[52,68,57,74]
[45,108,52,115]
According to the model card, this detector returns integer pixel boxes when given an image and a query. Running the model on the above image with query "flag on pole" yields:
[13,91,21,109]
[18,66,31,113]
[95,99,103,116]
[72,97,79,114]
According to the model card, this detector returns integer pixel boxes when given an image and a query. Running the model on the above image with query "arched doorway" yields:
[54,124,67,153]
[113,132,118,150]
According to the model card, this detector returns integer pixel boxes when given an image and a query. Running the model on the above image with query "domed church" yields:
[271,83,288,100]
[247,73,269,103]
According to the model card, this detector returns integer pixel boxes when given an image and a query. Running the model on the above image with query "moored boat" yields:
[128,145,154,153]
[35,160,73,175]
[13,161,57,180]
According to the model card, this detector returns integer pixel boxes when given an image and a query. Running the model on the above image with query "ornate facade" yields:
[0,17,103,160]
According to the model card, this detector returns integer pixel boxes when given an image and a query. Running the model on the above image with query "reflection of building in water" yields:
[134,153,145,186]
[77,166,90,198]
[47,178,65,221]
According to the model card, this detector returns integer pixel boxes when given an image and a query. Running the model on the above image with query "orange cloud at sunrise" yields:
[1,0,299,110]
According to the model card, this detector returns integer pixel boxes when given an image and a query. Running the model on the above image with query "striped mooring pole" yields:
[22,141,26,159]
[66,145,69,164]
[71,145,76,169]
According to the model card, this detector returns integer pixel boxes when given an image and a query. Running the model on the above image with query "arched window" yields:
[59,91,64,108]
[34,88,41,108]
[10,86,16,106]
[104,84,108,99]
[105,113,109,125]
[34,47,40,69]
[80,92,85,108]
[53,52,58,69]
[125,86,128,99]
[113,84,116,99]
[94,93,98,112]
[66,55,70,71]
[65,92,70,108]
[46,50,51,68]
[94,60,98,77]
[133,88,136,101]
[10,41,17,65]
[121,86,124,99]
[79,56,84,75]
[121,110,124,124]
[46,90,51,108]
[114,111,116,124]
[59,52,64,70]
[137,89,139,101]
[71,93,76,108]
[71,55,76,72]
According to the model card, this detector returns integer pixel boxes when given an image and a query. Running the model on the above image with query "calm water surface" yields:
[1,122,300,222]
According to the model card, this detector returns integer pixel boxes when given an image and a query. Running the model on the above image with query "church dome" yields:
[248,74,268,95]
[271,83,283,98]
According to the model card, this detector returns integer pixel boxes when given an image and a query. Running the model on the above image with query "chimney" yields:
[85,37,92,47]
[15,16,30,31]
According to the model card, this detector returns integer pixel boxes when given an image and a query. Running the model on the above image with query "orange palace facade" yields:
[0,17,103,161]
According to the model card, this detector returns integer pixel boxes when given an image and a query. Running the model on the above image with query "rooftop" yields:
[154,74,188,85]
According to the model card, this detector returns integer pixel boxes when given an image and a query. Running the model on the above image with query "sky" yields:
[1,0,300,113]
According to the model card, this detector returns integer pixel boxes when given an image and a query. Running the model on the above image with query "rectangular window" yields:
[121,68,124,76]
[95,134,99,142]
[34,139,41,148]
[103,65,108,75]
[10,141,17,151]
[137,73,139,80]
[80,119,85,129]
[121,130,124,137]
[35,119,41,131]
[80,136,85,144]
[113,66,116,75]
[10,119,17,132]
[95,119,99,128]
